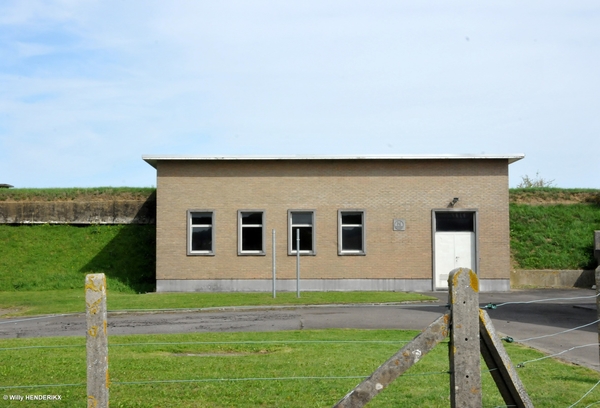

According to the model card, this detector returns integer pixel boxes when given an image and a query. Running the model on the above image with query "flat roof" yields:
[142,154,524,169]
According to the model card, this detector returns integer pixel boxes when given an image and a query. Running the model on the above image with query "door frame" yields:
[431,209,479,290]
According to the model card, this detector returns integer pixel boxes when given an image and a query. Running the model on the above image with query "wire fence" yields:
[1,290,600,407]
[482,291,600,407]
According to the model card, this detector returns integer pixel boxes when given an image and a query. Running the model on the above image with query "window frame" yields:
[338,209,366,256]
[187,210,215,256]
[288,210,316,256]
[238,210,266,256]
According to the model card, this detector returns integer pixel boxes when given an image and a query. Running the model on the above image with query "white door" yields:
[434,231,476,290]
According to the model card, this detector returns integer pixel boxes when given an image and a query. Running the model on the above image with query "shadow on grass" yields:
[79,224,156,293]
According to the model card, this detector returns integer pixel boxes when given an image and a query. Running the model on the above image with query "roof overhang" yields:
[142,154,525,169]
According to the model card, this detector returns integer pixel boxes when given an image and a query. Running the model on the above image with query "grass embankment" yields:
[0,187,599,315]
[0,187,155,201]
[509,187,600,271]
[0,222,435,316]
[0,224,155,293]
[510,203,600,270]
[1,329,599,407]
[0,291,434,317]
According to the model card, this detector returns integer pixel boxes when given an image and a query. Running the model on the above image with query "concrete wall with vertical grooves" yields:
[0,199,156,224]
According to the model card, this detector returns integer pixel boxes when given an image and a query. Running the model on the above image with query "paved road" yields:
[1,289,598,371]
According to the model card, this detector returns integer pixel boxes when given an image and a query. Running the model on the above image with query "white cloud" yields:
[0,0,598,187]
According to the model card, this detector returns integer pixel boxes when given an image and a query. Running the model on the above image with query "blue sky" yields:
[1,1,599,188]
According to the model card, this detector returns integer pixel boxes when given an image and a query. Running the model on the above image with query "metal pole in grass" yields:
[296,228,300,298]
[86,273,109,408]
[272,229,276,298]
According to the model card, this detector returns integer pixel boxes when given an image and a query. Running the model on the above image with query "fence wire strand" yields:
[0,339,414,352]
[487,290,600,408]
[108,376,368,386]
[514,319,600,343]
[2,290,600,407]
[483,292,600,310]
[516,343,600,367]
[567,379,600,408]
[0,370,451,391]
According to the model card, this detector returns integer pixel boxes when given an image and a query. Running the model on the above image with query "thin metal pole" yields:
[296,228,300,298]
[272,229,276,298]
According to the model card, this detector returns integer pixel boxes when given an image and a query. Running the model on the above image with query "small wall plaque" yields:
[393,219,406,231]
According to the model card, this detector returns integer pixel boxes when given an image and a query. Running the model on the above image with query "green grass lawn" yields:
[1,329,599,407]
[0,290,437,317]
[0,224,155,293]
[510,203,600,270]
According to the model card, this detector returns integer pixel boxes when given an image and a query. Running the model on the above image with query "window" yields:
[338,210,365,255]
[187,210,214,255]
[288,210,315,255]
[435,211,475,232]
[238,211,265,255]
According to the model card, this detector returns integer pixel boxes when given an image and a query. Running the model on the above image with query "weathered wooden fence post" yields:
[333,267,531,407]
[332,313,450,407]
[479,309,533,407]
[448,267,482,407]
[86,273,109,408]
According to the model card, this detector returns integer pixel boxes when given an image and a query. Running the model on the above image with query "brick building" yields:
[143,154,523,292]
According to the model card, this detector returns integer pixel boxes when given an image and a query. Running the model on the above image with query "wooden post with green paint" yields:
[86,273,109,408]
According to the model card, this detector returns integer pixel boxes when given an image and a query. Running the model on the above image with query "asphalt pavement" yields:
[1,288,598,371]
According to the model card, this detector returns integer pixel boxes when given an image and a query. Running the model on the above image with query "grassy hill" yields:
[0,224,155,293]
[508,188,600,270]
[0,188,157,293]
[0,187,599,293]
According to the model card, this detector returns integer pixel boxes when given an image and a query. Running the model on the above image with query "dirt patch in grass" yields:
[173,350,272,357]
[0,307,26,317]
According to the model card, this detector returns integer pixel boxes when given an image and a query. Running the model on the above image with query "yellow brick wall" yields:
[155,159,510,282]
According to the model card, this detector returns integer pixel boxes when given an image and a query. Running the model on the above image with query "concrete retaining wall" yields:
[156,278,510,292]
[511,269,596,289]
[0,199,156,224]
